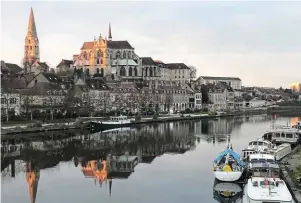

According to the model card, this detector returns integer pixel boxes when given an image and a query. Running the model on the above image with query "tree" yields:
[188,65,197,80]
[164,93,173,113]
[201,84,209,104]
[242,93,253,101]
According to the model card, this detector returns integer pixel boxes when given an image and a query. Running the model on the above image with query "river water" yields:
[1,115,300,203]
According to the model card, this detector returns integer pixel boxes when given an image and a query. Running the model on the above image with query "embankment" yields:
[280,145,301,203]
[267,106,301,116]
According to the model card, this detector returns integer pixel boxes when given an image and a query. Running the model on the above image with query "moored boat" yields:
[213,145,246,182]
[243,162,292,203]
[241,139,291,161]
[90,116,133,130]
[262,126,301,145]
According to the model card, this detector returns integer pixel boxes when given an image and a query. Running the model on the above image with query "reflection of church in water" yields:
[25,162,40,203]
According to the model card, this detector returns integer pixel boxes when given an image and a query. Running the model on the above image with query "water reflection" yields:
[213,179,243,203]
[1,116,299,203]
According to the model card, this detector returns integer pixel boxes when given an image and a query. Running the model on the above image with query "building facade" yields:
[197,76,242,90]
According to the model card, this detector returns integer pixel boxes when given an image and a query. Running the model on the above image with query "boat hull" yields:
[90,121,132,131]
[214,171,243,182]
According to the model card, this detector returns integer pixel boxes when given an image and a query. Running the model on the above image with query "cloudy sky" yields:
[1,1,301,88]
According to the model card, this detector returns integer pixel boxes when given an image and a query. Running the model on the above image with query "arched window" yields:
[128,67,132,76]
[100,59,103,65]
[123,51,126,59]
[153,67,156,77]
[97,50,101,58]
[96,59,99,64]
[100,50,104,57]
[150,67,153,77]
[120,66,126,76]
[134,67,138,76]
[116,51,120,58]
[30,46,32,50]
[101,68,104,76]
[145,67,148,77]
[128,51,132,59]
[84,52,87,59]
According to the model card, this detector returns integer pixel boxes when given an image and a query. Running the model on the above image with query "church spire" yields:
[108,23,112,41]
[24,7,40,65]
[27,7,37,37]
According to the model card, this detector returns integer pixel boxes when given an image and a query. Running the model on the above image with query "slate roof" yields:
[86,78,110,90]
[37,62,49,71]
[41,72,61,83]
[25,82,65,96]
[81,42,94,50]
[107,41,134,49]
[1,77,27,92]
[199,76,241,81]
[140,57,156,66]
[56,59,73,68]
[167,63,190,70]
[1,61,23,74]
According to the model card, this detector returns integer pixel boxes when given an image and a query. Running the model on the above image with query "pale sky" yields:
[1,1,301,88]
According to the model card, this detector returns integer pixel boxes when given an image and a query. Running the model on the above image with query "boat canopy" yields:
[213,149,246,166]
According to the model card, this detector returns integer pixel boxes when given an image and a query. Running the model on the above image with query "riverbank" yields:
[267,106,301,116]
[280,145,301,203]
[0,108,269,138]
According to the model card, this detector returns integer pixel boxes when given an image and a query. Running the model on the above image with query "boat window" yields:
[252,181,258,187]
[258,142,263,146]
[275,133,280,138]
[286,133,293,138]
[281,133,285,138]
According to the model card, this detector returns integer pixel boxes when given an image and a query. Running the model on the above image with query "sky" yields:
[1,1,301,88]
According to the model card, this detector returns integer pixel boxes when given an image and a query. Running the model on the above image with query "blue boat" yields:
[213,145,246,182]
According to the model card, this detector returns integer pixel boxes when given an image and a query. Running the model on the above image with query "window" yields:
[1,108,6,115]
[9,98,16,104]
[96,59,99,65]
[286,134,293,138]
[1,98,6,104]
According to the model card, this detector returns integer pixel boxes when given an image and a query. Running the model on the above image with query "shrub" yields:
[135,114,141,121]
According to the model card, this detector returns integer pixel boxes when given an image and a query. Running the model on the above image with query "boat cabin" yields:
[110,116,128,121]
[249,163,280,178]
[249,154,276,164]
[263,127,300,144]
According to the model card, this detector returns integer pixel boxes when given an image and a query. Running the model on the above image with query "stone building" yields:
[197,76,242,90]
[73,24,140,81]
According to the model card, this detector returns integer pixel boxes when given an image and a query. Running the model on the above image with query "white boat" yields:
[90,116,134,130]
[263,126,301,145]
[213,145,246,182]
[243,162,293,203]
[248,154,276,171]
[241,139,291,161]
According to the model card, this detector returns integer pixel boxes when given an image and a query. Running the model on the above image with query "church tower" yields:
[24,7,40,65]
[108,23,112,41]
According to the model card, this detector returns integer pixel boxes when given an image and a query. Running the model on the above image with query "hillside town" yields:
[1,8,300,122]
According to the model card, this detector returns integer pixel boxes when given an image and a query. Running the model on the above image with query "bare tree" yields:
[188,65,197,80]
[165,93,173,114]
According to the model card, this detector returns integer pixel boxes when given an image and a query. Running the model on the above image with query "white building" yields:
[197,76,242,90]
[1,91,21,116]
[168,63,190,84]
[244,99,266,108]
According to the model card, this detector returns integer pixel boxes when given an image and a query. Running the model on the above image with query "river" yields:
[1,115,300,203]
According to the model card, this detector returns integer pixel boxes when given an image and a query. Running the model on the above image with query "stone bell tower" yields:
[23,7,40,66]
